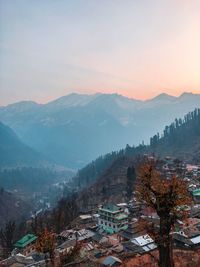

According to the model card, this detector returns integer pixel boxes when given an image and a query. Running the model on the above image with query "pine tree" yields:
[126,166,136,199]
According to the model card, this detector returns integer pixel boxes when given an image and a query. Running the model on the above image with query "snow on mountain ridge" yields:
[45,93,99,108]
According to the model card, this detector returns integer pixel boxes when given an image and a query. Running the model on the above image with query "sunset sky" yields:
[0,0,200,105]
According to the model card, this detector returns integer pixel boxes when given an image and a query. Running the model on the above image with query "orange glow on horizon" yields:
[38,88,200,105]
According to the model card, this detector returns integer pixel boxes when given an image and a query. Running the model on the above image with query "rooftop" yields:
[193,189,200,196]
[100,204,121,213]
[14,234,37,249]
[132,234,154,246]
[103,255,122,266]
[79,214,92,220]
[190,235,200,245]
[130,234,157,253]
[115,214,128,220]
[77,229,95,240]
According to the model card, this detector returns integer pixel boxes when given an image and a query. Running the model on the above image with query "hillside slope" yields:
[76,157,135,212]
[72,109,200,204]
[0,189,32,227]
[0,122,49,168]
[149,108,200,162]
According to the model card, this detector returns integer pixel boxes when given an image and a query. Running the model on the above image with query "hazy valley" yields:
[0,93,199,225]
[0,95,200,266]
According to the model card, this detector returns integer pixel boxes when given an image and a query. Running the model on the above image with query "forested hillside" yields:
[54,108,199,224]
[0,188,32,226]
[150,108,200,162]
[72,108,200,190]
[76,157,136,212]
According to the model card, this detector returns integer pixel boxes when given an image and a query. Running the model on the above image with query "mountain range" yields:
[0,92,199,168]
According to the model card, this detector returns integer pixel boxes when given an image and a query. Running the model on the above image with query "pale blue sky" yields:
[0,0,200,105]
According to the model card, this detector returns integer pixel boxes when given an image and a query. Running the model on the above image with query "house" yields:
[132,234,157,251]
[173,229,200,248]
[123,234,157,254]
[56,239,76,254]
[79,214,93,223]
[120,218,142,241]
[58,229,75,241]
[0,253,35,266]
[0,252,46,267]
[102,255,122,266]
[58,228,95,242]
[92,233,104,243]
[190,205,200,218]
[98,204,128,234]
[14,234,37,256]
[192,189,200,203]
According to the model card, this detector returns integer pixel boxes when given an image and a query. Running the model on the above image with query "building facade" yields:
[98,204,128,234]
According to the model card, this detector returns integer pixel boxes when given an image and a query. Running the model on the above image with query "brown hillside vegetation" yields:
[0,189,32,227]
[76,156,136,212]
[124,249,200,267]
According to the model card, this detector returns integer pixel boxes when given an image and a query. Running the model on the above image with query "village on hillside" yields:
[1,156,200,267]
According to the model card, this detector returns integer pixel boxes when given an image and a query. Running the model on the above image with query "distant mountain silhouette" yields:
[0,92,199,168]
[0,121,48,167]
[148,92,177,102]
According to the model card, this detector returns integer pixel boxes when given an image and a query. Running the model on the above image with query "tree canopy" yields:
[136,161,191,267]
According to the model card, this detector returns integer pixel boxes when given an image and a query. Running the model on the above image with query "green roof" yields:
[14,234,37,248]
[115,214,128,220]
[103,225,115,234]
[102,224,128,234]
[192,189,200,196]
[100,204,120,213]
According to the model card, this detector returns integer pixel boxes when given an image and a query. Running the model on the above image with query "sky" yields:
[0,0,200,105]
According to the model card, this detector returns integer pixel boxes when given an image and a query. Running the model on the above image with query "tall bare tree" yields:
[36,228,55,265]
[136,161,191,267]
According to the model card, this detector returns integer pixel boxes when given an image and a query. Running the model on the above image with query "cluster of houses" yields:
[162,158,200,204]
[1,157,200,266]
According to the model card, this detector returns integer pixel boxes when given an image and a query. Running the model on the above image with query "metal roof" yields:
[14,234,37,249]
[190,235,200,244]
[132,234,154,246]
[103,255,122,266]
[193,189,200,196]
[115,214,128,220]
